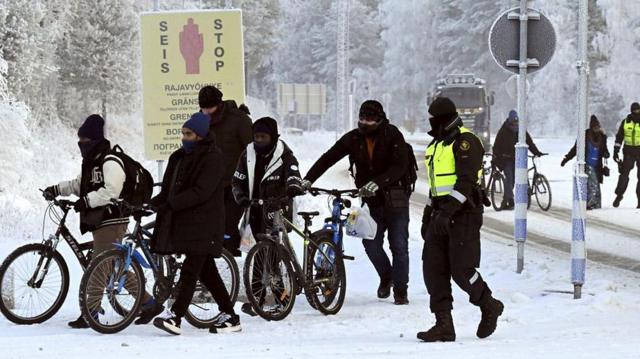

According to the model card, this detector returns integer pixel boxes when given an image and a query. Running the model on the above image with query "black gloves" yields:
[433,198,461,236]
[421,205,433,239]
[286,178,306,197]
[560,157,569,167]
[43,186,59,201]
[73,197,88,213]
[237,197,251,208]
[613,148,620,163]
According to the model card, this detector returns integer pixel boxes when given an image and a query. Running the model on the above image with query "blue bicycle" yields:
[78,201,239,334]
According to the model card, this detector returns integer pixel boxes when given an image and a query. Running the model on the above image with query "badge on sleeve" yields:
[460,140,471,151]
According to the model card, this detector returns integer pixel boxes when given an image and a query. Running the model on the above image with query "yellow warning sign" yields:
[140,10,245,160]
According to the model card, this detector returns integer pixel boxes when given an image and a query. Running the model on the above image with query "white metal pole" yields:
[514,0,530,274]
[572,0,589,300]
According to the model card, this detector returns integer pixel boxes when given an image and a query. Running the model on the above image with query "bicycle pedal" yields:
[342,255,355,261]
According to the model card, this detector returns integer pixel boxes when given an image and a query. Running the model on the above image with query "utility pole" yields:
[336,0,350,140]
[572,0,589,300]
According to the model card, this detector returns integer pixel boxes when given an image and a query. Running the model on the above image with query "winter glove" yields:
[236,197,251,209]
[421,205,434,239]
[560,157,569,167]
[286,177,306,197]
[358,181,379,198]
[613,148,620,163]
[300,179,312,191]
[73,197,89,213]
[43,185,59,201]
[433,198,462,236]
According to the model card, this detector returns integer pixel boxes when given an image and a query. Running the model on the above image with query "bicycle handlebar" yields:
[308,187,360,198]
[110,199,156,217]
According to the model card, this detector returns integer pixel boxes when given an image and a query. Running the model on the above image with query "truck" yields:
[427,74,495,149]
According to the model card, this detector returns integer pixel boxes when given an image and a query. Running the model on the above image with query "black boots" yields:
[613,195,623,208]
[477,297,504,339]
[377,278,392,299]
[393,287,409,305]
[417,311,456,342]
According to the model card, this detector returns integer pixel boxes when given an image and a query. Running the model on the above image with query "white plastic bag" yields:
[239,209,255,253]
[345,204,378,240]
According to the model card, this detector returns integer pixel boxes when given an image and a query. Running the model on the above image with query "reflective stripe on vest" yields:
[623,119,640,147]
[424,127,481,198]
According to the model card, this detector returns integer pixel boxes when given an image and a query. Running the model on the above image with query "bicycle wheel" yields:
[306,234,346,315]
[490,172,505,211]
[534,174,552,211]
[243,241,296,321]
[79,249,145,334]
[185,249,240,328]
[0,244,69,324]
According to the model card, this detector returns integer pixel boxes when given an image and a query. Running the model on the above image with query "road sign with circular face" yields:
[489,7,556,74]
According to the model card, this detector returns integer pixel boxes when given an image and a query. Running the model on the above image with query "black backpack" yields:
[348,141,419,195]
[109,145,154,206]
[403,142,419,194]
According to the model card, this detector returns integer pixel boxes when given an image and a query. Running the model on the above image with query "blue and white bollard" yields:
[571,173,587,299]
[514,144,528,273]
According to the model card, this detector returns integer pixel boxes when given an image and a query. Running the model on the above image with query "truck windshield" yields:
[437,87,485,108]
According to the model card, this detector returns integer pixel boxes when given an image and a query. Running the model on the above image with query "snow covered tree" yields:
[57,0,139,123]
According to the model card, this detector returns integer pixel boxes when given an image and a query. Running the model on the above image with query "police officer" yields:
[417,97,503,342]
[612,102,640,208]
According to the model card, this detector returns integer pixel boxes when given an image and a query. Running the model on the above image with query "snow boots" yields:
[613,195,623,208]
[477,297,504,339]
[417,311,456,342]
[377,278,392,299]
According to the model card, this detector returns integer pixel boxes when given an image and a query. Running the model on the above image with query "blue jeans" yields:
[362,205,410,291]
[503,161,515,201]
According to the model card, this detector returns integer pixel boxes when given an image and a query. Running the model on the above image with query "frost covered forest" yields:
[1,0,639,135]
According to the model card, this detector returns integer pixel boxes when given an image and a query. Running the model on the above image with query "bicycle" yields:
[528,154,552,211]
[0,196,100,324]
[78,200,240,334]
[482,153,507,212]
[243,187,359,321]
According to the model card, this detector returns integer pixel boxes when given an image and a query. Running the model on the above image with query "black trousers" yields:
[614,150,640,201]
[171,254,235,317]
[223,186,244,254]
[422,211,492,313]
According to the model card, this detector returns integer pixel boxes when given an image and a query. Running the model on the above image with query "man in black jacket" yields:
[232,117,304,316]
[151,113,240,335]
[612,102,640,208]
[199,86,253,256]
[302,100,410,305]
[492,110,545,209]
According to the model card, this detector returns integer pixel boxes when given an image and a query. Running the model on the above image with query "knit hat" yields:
[428,97,458,122]
[198,86,223,109]
[359,100,386,122]
[252,117,279,137]
[183,112,210,138]
[508,110,519,122]
[590,115,600,128]
[78,114,105,140]
[631,102,640,113]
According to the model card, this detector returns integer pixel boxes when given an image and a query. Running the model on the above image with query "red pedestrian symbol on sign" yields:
[179,18,204,74]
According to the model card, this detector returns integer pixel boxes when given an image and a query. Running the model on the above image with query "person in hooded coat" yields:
[150,113,240,335]
[302,100,411,305]
[612,102,640,208]
[561,115,610,209]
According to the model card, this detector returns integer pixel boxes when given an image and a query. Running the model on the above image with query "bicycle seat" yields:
[298,211,320,218]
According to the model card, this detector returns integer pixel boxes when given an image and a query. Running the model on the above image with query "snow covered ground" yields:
[1,124,640,358]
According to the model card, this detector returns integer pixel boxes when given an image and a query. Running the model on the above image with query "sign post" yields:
[572,0,589,300]
[489,1,556,273]
[140,10,245,163]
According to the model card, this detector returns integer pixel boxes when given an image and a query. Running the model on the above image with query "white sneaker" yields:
[209,312,241,334]
[153,309,181,335]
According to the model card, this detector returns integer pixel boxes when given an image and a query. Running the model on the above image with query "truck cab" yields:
[428,74,495,149]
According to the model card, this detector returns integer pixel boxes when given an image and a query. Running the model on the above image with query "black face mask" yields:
[429,118,444,139]
[358,121,380,136]
[254,141,274,155]
[632,112,640,122]
[78,139,102,159]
